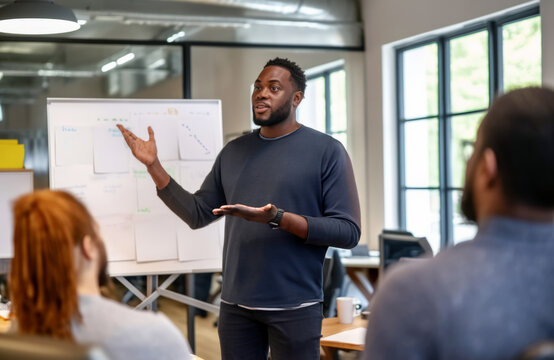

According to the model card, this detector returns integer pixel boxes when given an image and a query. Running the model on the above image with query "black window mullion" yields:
[438,37,450,248]
[396,48,407,229]
[401,187,441,191]
[495,21,504,93]
[403,108,487,122]
[444,108,488,118]
[488,21,499,101]
[401,114,438,122]
[182,43,191,99]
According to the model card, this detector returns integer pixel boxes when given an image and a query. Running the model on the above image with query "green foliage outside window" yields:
[503,16,542,91]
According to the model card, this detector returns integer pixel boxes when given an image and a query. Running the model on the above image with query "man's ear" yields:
[81,235,96,260]
[482,148,498,187]
[292,91,303,108]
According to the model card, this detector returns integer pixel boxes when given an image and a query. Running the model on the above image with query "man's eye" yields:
[271,87,279,91]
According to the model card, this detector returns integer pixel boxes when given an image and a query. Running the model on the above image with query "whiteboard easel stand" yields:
[115,272,219,352]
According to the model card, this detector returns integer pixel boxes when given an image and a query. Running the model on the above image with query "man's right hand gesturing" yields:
[117,124,170,189]
[117,124,158,166]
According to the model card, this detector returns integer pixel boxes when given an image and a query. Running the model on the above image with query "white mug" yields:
[336,297,362,324]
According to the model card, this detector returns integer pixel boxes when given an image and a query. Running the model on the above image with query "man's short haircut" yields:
[480,86,554,208]
[264,57,307,93]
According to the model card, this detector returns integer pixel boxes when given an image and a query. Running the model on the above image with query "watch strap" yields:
[268,208,284,229]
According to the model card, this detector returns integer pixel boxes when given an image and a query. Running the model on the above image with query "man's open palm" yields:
[212,203,277,223]
[117,124,158,166]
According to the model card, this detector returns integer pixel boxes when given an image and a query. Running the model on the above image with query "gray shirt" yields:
[72,294,192,360]
[363,216,554,360]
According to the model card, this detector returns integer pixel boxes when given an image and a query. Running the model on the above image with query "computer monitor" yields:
[379,231,433,282]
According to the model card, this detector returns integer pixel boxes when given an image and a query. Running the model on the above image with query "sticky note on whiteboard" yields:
[55,126,93,166]
[98,215,136,262]
[178,119,217,160]
[93,126,129,173]
[177,221,222,262]
[136,119,179,161]
[134,214,178,262]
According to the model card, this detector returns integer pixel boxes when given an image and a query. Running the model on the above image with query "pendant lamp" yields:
[0,0,80,35]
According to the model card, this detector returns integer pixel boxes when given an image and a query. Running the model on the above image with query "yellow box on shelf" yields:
[0,139,25,169]
[0,139,18,145]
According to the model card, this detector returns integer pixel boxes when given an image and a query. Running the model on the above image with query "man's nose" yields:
[256,87,269,99]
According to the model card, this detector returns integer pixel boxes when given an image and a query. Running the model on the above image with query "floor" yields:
[157,297,222,360]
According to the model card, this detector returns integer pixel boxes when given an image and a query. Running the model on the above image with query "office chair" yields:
[322,249,345,318]
[378,230,432,283]
[517,340,554,360]
[0,333,109,360]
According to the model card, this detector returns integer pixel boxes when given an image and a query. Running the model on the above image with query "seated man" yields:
[9,190,193,360]
[363,87,554,360]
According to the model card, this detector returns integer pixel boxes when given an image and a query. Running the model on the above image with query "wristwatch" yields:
[268,208,284,229]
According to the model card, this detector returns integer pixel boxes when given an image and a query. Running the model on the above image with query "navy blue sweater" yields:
[158,126,361,307]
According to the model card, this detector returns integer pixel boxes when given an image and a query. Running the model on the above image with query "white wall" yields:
[190,47,369,243]
[361,0,551,249]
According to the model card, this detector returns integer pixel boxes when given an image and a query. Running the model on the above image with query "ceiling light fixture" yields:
[148,58,166,69]
[166,31,185,43]
[101,61,116,73]
[0,0,80,35]
[116,53,135,65]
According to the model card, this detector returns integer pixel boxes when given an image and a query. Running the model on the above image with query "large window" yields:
[397,9,541,252]
[298,64,348,148]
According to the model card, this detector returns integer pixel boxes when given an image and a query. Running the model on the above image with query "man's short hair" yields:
[480,86,554,208]
[264,57,307,94]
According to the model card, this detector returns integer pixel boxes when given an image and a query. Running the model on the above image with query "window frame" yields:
[306,65,347,140]
[396,6,540,249]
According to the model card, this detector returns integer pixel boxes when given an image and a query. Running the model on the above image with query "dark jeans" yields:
[218,302,323,360]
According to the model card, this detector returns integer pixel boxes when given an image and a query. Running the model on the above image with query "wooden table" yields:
[341,256,380,303]
[320,316,368,360]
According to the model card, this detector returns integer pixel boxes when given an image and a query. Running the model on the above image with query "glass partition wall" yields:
[0,42,365,190]
[0,42,183,188]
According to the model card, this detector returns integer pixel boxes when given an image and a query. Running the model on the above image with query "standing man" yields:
[118,57,361,360]
[362,87,554,360]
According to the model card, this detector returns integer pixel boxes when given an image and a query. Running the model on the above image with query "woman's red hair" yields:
[10,190,100,340]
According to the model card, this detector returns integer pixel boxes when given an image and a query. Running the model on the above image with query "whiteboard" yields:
[47,98,224,276]
[0,170,33,259]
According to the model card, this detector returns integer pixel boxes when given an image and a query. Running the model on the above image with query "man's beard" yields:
[461,172,477,223]
[252,98,292,127]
